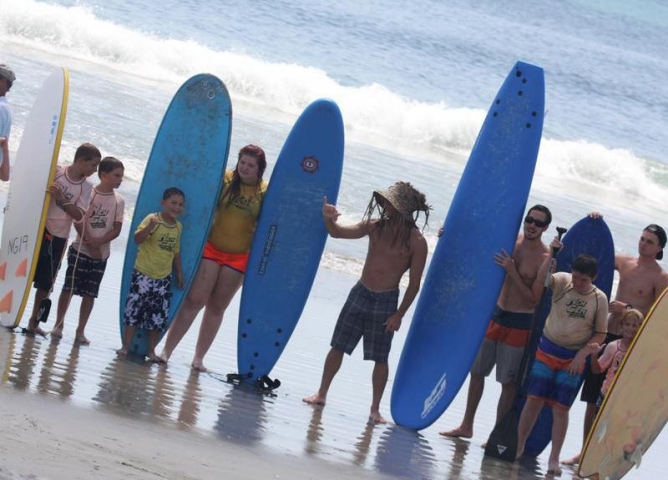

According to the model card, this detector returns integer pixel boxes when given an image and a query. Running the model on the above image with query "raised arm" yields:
[322,195,371,239]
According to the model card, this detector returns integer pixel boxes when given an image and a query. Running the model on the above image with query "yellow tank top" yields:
[207,170,268,253]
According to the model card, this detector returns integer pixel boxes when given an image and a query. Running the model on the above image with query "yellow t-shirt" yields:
[543,272,609,350]
[207,170,268,253]
[134,214,182,279]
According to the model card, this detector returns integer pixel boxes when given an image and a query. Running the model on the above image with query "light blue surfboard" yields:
[119,74,232,356]
[390,61,545,430]
[523,216,615,456]
[235,99,344,384]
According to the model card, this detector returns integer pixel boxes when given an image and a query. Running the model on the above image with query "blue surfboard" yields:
[119,74,232,356]
[390,61,545,430]
[523,216,615,456]
[235,99,344,384]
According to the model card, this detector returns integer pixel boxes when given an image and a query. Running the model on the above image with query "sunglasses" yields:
[524,215,548,228]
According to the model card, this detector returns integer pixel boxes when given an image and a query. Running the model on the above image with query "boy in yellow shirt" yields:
[118,187,184,362]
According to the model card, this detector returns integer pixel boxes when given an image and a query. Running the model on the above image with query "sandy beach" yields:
[0,386,392,480]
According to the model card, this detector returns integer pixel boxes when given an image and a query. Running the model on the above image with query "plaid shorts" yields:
[330,281,399,363]
[122,270,171,332]
[62,245,107,298]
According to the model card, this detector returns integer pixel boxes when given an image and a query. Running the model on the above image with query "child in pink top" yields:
[587,308,643,406]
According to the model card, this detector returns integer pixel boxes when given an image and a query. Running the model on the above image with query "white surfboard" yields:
[0,68,69,328]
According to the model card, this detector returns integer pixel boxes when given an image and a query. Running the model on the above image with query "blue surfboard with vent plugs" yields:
[119,74,232,356]
[391,61,545,429]
[235,99,344,386]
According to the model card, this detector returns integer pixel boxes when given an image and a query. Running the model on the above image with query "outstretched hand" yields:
[322,196,340,222]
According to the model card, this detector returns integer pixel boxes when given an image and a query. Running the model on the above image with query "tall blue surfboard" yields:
[523,216,615,456]
[390,62,545,430]
[235,99,344,384]
[119,74,232,356]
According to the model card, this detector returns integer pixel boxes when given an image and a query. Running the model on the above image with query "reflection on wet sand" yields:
[443,437,470,480]
[6,332,41,390]
[353,423,375,467]
[36,337,80,398]
[304,405,325,455]
[374,425,436,479]
[177,370,203,429]
[215,382,269,445]
[94,356,156,415]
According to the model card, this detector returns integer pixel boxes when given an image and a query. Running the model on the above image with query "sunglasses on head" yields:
[524,215,548,228]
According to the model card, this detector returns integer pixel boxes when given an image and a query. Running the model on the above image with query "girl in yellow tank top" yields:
[159,145,269,372]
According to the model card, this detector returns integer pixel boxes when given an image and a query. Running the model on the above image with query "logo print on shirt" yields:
[566,298,588,320]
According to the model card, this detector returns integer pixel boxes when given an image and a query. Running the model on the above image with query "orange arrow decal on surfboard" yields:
[0,262,6,281]
[15,258,27,278]
[0,291,12,313]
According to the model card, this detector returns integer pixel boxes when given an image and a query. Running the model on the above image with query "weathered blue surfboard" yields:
[235,99,344,384]
[119,74,232,356]
[390,62,545,429]
[523,216,615,456]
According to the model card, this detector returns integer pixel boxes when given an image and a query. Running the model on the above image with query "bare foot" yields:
[148,353,166,364]
[303,393,326,406]
[25,326,47,337]
[74,334,91,345]
[561,454,580,465]
[547,460,563,476]
[368,411,387,425]
[116,347,127,356]
[159,349,170,364]
[439,426,473,439]
[191,359,208,372]
[50,327,64,338]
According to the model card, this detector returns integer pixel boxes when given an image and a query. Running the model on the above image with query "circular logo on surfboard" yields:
[301,156,319,173]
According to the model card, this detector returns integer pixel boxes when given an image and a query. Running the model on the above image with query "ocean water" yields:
[1,0,667,478]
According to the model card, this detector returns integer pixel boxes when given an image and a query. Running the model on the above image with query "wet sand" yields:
[0,252,665,479]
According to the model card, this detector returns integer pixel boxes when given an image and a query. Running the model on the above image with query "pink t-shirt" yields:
[45,165,94,238]
[73,187,125,259]
[598,339,628,396]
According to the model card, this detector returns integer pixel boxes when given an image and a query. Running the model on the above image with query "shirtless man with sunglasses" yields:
[440,205,552,439]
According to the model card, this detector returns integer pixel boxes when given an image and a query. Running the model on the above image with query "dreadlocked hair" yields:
[222,144,267,206]
[362,187,431,250]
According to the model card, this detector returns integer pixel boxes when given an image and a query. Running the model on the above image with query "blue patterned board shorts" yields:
[123,269,171,332]
[525,336,582,410]
[330,281,399,363]
[62,246,107,298]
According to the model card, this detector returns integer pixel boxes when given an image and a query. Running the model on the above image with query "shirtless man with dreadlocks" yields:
[303,181,431,424]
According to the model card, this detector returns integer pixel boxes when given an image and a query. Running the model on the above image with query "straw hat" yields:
[373,181,430,221]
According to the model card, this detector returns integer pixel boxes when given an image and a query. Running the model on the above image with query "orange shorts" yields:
[202,242,249,273]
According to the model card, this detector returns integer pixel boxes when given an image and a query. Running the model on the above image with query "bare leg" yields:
[74,295,95,345]
[160,260,219,362]
[303,348,344,406]
[548,407,568,475]
[369,362,389,424]
[191,266,243,372]
[117,324,136,356]
[440,373,484,438]
[27,288,50,335]
[51,289,74,338]
[516,396,545,459]
[562,401,595,466]
[147,330,165,363]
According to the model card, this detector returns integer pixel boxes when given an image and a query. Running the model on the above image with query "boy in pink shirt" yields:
[51,156,125,344]
[25,143,101,335]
